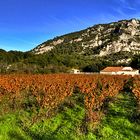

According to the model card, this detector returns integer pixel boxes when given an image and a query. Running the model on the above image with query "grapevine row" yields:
[0,74,137,122]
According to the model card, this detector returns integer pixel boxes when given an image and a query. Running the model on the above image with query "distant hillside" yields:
[33,19,140,59]
[0,19,140,74]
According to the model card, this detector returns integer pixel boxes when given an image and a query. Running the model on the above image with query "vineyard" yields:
[0,74,140,139]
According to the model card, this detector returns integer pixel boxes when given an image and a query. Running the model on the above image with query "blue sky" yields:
[0,0,140,51]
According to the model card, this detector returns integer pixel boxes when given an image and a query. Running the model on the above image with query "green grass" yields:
[0,113,31,140]
[0,104,85,140]
[96,93,140,140]
[0,92,140,140]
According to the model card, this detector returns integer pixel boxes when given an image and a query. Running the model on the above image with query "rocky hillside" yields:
[32,19,140,57]
[1,18,140,74]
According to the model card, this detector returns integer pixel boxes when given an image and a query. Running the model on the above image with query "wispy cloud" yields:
[126,6,137,11]
[111,7,127,17]
[110,0,139,19]
[118,0,127,4]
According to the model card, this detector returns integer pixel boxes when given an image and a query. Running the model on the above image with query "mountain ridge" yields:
[32,18,140,57]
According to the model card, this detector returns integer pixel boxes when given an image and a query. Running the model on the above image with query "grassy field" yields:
[0,91,140,140]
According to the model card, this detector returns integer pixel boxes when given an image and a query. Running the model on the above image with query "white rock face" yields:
[119,33,130,40]
[97,25,104,32]
[33,19,140,55]
[95,35,98,40]
[74,38,83,42]
[117,58,131,64]
[35,46,54,54]
[53,39,64,45]
[33,39,64,54]
[131,19,138,26]
[98,19,140,56]
[98,40,102,46]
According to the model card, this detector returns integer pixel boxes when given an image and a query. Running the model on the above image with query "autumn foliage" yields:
[0,74,139,123]
[133,76,140,102]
